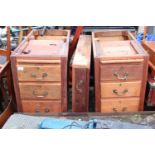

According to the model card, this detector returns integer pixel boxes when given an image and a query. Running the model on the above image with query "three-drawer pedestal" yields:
[92,31,149,112]
[11,29,70,113]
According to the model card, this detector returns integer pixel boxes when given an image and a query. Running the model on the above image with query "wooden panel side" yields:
[94,31,126,38]
[61,57,68,112]
[38,29,69,37]
[72,34,91,112]
[92,32,98,58]
[139,56,149,110]
[13,30,34,55]
[142,41,155,66]
[94,58,101,112]
[37,36,67,41]
[10,57,22,111]
[94,36,127,41]
[72,68,89,112]
[72,35,91,68]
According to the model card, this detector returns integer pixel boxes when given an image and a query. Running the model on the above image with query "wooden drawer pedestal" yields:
[11,29,70,113]
[93,31,148,113]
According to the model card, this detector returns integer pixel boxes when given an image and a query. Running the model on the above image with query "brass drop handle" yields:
[113,71,128,80]
[112,67,128,80]
[32,90,48,98]
[112,108,118,112]
[31,72,48,80]
[122,107,128,112]
[76,80,84,93]
[113,89,128,96]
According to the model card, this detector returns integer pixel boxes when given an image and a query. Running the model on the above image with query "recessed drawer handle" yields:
[31,72,48,80]
[113,71,128,80]
[32,90,48,98]
[113,89,128,96]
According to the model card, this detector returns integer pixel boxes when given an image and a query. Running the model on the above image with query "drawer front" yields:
[19,83,61,100]
[101,81,141,98]
[101,98,140,112]
[17,64,61,82]
[22,100,61,113]
[100,62,143,81]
